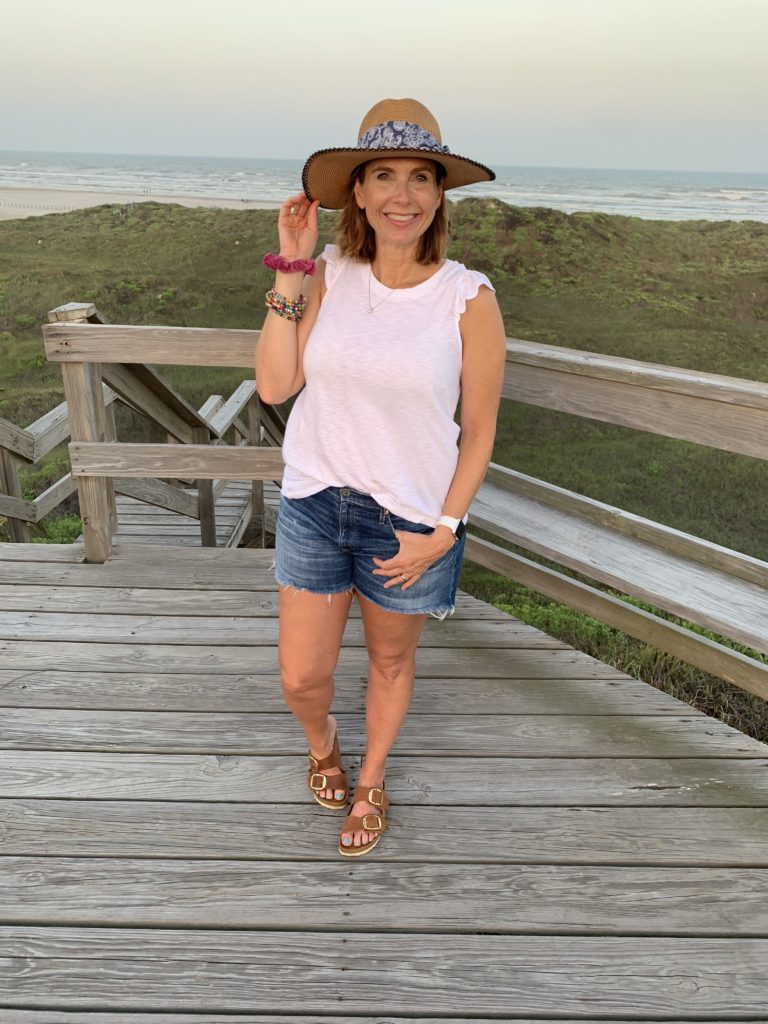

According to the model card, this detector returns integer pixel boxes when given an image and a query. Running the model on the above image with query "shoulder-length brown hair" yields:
[335,161,449,265]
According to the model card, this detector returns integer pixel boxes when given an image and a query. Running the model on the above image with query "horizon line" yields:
[0,146,765,178]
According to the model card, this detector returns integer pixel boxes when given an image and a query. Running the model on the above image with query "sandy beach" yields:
[0,186,280,221]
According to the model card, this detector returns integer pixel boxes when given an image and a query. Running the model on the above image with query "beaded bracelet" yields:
[265,288,306,322]
[263,253,316,276]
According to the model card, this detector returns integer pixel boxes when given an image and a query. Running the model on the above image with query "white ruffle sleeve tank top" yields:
[280,243,494,527]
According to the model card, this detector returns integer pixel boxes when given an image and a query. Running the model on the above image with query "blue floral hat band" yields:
[357,120,451,155]
[302,97,495,210]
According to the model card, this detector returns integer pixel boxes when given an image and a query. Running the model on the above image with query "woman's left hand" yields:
[372,528,455,590]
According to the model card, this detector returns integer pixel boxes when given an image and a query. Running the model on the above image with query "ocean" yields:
[1,149,767,223]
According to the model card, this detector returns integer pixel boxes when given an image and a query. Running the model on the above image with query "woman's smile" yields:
[354,157,442,245]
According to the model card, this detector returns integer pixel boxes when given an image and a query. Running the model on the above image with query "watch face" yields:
[455,520,466,540]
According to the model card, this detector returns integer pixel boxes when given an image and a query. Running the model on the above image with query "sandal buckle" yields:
[362,813,382,831]
[367,787,385,806]
[309,772,327,791]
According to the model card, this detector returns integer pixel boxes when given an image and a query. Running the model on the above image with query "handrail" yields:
[42,321,768,458]
[38,302,767,701]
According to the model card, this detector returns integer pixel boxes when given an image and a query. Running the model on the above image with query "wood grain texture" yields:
[114,478,199,518]
[1,1017,735,1024]
[0,586,538,620]
[4,800,768,864]
[6,856,768,934]
[485,461,768,588]
[69,441,285,480]
[471,481,768,655]
[2,929,768,1015]
[26,385,117,461]
[33,472,77,521]
[0,417,35,461]
[466,534,768,700]
[43,321,260,367]
[0,450,29,541]
[505,361,768,460]
[0,670,686,715]
[3,709,764,756]
[0,610,581,648]
[4,752,764,805]
[0,542,85,563]
[0,641,642,677]
[507,338,768,410]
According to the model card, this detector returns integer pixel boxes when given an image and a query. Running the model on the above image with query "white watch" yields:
[437,515,467,541]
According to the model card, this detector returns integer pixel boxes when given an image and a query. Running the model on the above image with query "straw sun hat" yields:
[301,98,495,210]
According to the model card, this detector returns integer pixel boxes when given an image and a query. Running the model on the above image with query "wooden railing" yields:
[0,378,119,543]
[21,301,281,551]
[41,307,768,698]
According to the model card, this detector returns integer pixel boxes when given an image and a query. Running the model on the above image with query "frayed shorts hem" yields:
[275,573,456,621]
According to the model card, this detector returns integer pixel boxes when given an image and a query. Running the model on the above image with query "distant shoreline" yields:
[0,186,281,221]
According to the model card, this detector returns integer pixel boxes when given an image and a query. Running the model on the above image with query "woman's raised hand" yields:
[278,193,320,260]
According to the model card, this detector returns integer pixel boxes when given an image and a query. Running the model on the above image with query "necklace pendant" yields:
[367,306,374,314]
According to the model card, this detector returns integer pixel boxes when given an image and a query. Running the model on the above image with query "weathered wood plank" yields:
[4,752,764,805]
[0,491,36,524]
[471,481,768,655]
[26,385,117,461]
[43,321,260,367]
[5,857,768,935]
[0,671,687,715]
[4,800,768,864]
[114,478,199,518]
[486,462,768,588]
[467,534,768,700]
[5,1015,703,1024]
[0,450,29,540]
[0,542,85,563]
[208,380,257,435]
[506,360,768,460]
[0,416,35,461]
[100,365,204,444]
[0,640,678,678]
[507,338,768,410]
[3,929,768,1015]
[70,441,285,480]
[0,611,578,649]
[32,472,77,521]
[0,1016,740,1024]
[61,362,114,562]
[0,587,532,622]
[3,710,763,756]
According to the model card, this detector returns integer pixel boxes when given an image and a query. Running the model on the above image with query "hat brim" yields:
[302,148,495,210]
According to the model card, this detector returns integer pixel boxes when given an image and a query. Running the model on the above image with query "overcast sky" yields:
[2,0,766,172]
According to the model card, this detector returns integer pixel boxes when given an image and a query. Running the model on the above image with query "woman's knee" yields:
[367,650,416,687]
[279,659,334,700]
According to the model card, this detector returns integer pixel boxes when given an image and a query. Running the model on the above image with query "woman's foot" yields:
[339,780,389,854]
[308,715,346,804]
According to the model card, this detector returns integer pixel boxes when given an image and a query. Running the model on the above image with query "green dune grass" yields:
[1,198,767,738]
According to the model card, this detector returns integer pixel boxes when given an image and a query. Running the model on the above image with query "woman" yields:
[255,98,506,857]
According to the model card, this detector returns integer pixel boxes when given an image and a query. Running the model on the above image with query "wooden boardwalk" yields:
[102,480,272,549]
[2,539,768,1020]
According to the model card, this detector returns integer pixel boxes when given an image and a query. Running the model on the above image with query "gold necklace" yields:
[367,267,397,314]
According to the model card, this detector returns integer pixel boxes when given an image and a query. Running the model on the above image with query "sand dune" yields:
[0,186,280,221]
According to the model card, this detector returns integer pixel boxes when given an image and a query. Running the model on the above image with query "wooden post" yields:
[247,391,266,548]
[61,361,115,562]
[0,449,29,542]
[192,425,217,547]
[103,394,119,537]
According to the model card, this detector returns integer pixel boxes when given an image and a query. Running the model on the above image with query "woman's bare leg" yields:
[279,586,354,801]
[340,592,427,849]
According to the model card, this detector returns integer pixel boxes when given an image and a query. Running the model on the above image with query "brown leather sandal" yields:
[338,783,389,857]
[307,728,348,810]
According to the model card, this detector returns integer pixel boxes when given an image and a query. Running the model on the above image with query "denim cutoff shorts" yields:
[275,486,466,619]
